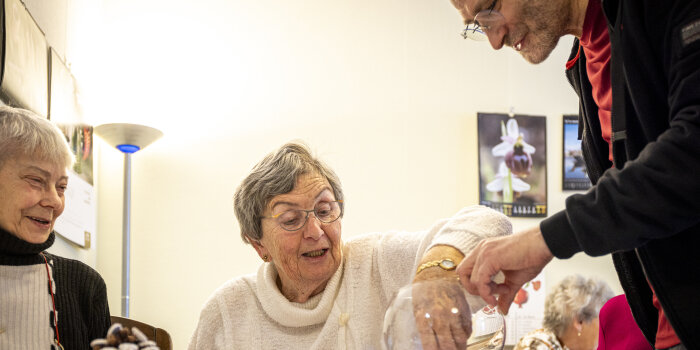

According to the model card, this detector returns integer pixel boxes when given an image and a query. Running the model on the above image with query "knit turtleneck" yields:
[0,227,55,265]
[257,259,345,328]
[0,226,111,349]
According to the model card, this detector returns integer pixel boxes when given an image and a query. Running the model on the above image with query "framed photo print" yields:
[0,0,49,116]
[478,112,547,217]
[562,115,592,191]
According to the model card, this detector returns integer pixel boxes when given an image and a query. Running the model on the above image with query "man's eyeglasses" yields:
[461,1,504,42]
[265,200,343,231]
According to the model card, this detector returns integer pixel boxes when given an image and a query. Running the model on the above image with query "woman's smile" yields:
[27,215,52,229]
[302,248,328,258]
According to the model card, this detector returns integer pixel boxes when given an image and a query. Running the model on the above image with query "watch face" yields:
[440,259,456,269]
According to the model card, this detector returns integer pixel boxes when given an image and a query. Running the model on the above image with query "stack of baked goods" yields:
[90,323,160,350]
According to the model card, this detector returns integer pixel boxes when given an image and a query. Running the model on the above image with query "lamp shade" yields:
[94,123,163,153]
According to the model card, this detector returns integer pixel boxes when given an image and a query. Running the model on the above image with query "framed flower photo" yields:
[562,115,592,191]
[477,112,547,217]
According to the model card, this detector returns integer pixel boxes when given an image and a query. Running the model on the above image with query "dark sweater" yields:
[540,0,700,346]
[0,228,111,349]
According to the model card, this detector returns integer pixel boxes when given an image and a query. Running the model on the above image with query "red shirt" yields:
[651,284,682,348]
[579,0,613,163]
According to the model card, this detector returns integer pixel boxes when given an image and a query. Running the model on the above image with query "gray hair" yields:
[0,105,74,169]
[542,274,614,337]
[234,141,344,244]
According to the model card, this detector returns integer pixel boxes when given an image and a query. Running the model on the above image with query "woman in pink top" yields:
[598,295,652,350]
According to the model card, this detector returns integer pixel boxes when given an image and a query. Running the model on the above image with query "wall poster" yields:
[504,272,546,345]
[478,113,547,217]
[50,49,95,248]
[562,115,592,191]
[53,124,94,248]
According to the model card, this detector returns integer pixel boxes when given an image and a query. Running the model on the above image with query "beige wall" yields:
[22,0,622,348]
[21,0,103,266]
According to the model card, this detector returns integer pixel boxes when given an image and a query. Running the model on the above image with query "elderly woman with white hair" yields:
[188,141,512,349]
[0,106,110,349]
[514,274,614,350]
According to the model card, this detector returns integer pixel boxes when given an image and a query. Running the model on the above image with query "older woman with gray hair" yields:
[0,105,111,349]
[514,274,614,350]
[189,141,512,349]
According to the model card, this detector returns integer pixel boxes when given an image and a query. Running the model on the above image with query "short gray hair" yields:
[0,105,74,169]
[542,274,614,337]
[234,142,344,244]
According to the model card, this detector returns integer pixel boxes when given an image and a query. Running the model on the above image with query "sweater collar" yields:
[256,258,345,328]
[0,227,54,265]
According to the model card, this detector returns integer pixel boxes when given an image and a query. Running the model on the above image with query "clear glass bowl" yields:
[383,279,505,350]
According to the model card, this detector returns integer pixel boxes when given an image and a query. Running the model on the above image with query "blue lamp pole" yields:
[94,123,162,317]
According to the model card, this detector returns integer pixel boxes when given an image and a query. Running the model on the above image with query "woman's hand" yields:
[411,245,471,350]
[411,278,472,350]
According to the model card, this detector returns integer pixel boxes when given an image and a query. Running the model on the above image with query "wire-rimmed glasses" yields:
[462,25,488,41]
[265,200,344,231]
[461,4,505,42]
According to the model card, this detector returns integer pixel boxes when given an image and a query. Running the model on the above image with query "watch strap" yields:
[416,258,456,275]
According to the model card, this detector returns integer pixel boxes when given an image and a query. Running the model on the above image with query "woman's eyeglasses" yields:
[265,200,343,231]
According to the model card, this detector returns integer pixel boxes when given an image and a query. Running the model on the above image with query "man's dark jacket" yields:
[539,0,700,347]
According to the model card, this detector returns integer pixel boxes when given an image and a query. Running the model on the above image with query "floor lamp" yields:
[94,123,163,317]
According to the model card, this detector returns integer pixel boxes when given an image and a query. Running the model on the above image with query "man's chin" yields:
[518,37,560,64]
[519,48,554,64]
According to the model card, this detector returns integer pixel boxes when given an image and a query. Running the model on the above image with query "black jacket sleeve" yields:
[541,1,700,258]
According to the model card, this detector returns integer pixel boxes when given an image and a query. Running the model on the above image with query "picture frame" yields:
[477,112,547,217]
[562,115,592,191]
[0,0,49,116]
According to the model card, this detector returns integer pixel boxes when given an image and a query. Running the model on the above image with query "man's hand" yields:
[456,226,554,314]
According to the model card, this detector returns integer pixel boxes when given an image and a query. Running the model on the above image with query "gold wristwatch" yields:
[416,258,456,275]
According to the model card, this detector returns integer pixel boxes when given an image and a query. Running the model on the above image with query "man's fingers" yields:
[456,247,479,295]
[491,283,512,297]
[489,283,516,314]
[471,250,500,306]
[477,282,498,306]
[498,297,512,315]
[460,240,502,302]
[496,286,518,315]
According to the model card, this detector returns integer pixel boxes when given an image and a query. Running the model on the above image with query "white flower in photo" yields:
[492,119,535,157]
[486,162,531,196]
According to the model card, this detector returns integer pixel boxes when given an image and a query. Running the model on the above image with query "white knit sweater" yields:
[188,206,511,350]
[0,265,54,349]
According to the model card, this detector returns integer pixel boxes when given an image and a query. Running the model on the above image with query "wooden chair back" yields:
[110,315,173,350]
